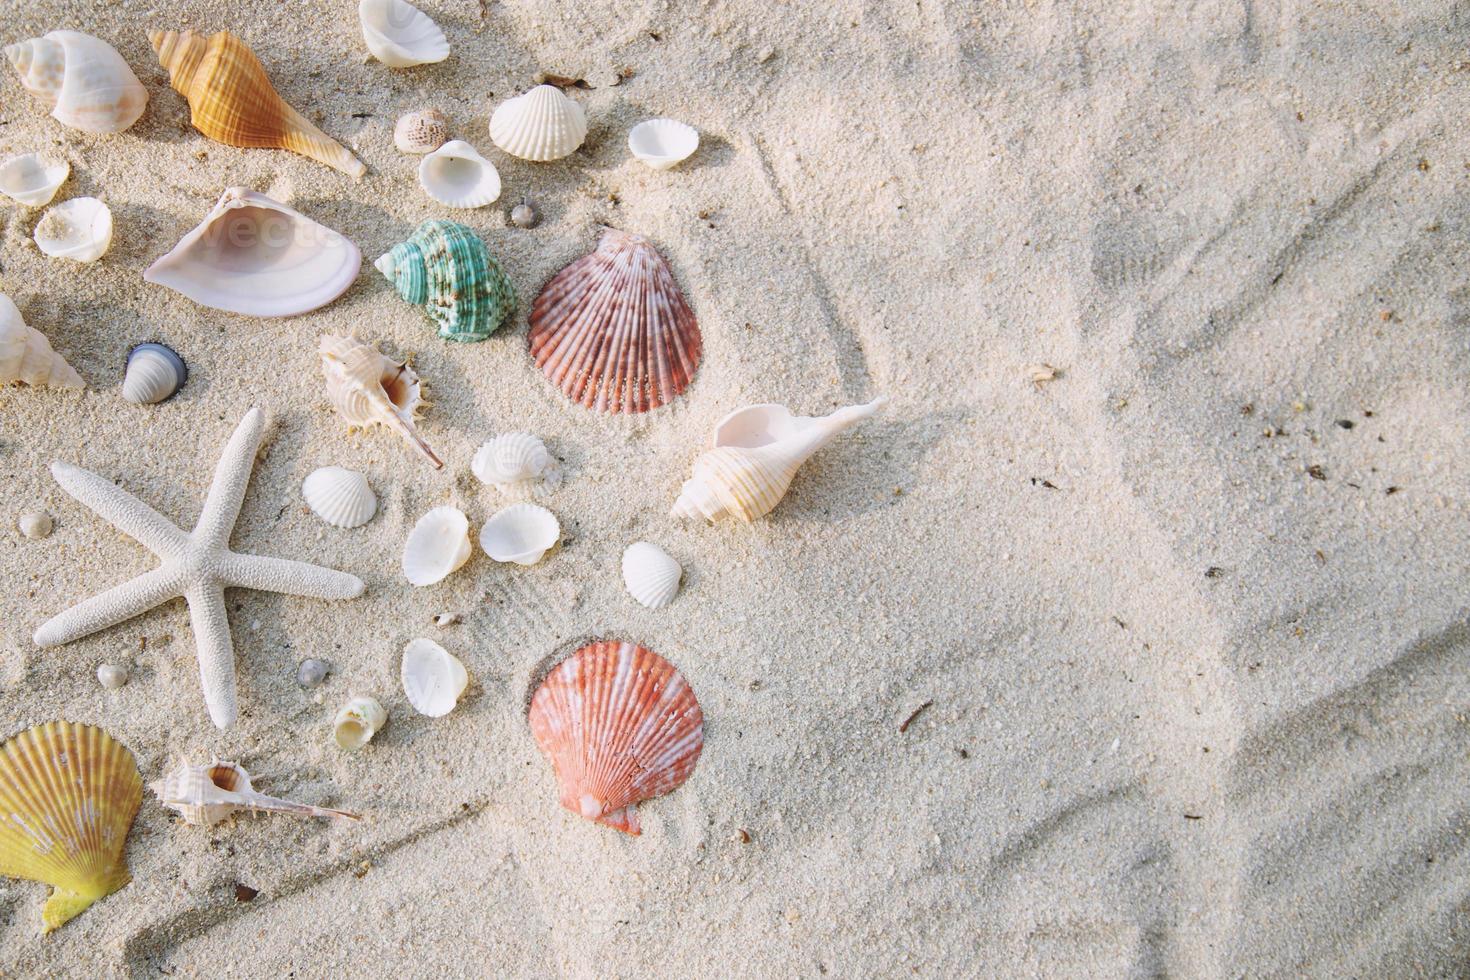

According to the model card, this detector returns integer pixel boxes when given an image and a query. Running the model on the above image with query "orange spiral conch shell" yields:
[528,641,703,835]
[149,29,365,178]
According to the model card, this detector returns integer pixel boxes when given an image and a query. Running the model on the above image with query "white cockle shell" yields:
[418,140,501,208]
[627,118,699,170]
[359,0,450,67]
[403,505,471,585]
[0,153,70,207]
[470,432,559,495]
[4,31,148,134]
[489,85,587,162]
[621,541,682,609]
[152,760,359,825]
[34,197,112,262]
[301,466,377,528]
[478,503,559,565]
[333,697,387,750]
[400,637,468,717]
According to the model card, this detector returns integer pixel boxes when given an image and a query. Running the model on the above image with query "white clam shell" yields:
[403,505,471,584]
[470,432,558,494]
[4,31,148,134]
[621,541,682,609]
[302,466,377,528]
[489,85,587,162]
[394,108,448,153]
[0,153,69,207]
[478,503,559,565]
[400,637,468,717]
[628,118,699,170]
[418,140,501,208]
[122,343,187,404]
[34,196,112,262]
[359,0,449,67]
[333,697,387,750]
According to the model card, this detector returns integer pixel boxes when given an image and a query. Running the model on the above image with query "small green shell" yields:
[375,220,517,342]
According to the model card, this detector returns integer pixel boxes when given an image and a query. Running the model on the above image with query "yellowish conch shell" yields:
[0,292,83,388]
[152,760,360,826]
[149,29,366,178]
[319,334,442,469]
[0,721,142,933]
[671,397,888,523]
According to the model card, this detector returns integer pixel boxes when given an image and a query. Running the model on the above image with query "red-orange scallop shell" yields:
[528,641,703,835]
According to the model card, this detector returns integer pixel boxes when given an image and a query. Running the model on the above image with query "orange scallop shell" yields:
[528,641,703,835]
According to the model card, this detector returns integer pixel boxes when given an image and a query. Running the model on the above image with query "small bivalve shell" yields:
[122,343,187,404]
[34,197,112,263]
[0,153,69,207]
[394,108,448,153]
[489,84,587,162]
[359,0,450,68]
[333,696,387,750]
[418,140,501,208]
[627,118,699,170]
[400,638,468,717]
[478,503,559,565]
[470,432,558,495]
[97,663,129,689]
[301,466,377,528]
[4,31,148,134]
[403,505,472,585]
[621,542,682,609]
[18,511,53,538]
[153,760,359,824]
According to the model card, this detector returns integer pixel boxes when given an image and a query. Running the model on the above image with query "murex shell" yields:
[0,293,84,388]
[4,31,148,134]
[394,108,448,153]
[621,541,682,609]
[375,219,516,343]
[479,503,558,565]
[34,197,112,263]
[0,721,142,932]
[418,140,501,208]
[400,638,468,717]
[529,229,701,413]
[470,432,558,495]
[359,0,450,68]
[301,466,377,528]
[122,343,187,404]
[319,334,442,468]
[489,84,587,162]
[152,760,359,826]
[528,641,703,835]
[333,697,387,750]
[0,153,70,207]
[403,505,471,585]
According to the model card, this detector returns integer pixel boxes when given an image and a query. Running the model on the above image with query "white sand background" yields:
[3,0,1470,975]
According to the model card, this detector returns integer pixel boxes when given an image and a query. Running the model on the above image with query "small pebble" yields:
[18,512,52,539]
[297,658,331,687]
[234,883,258,903]
[435,613,461,626]
[511,202,539,228]
[97,664,128,690]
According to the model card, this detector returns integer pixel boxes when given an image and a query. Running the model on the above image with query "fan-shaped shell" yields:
[333,697,387,750]
[122,343,187,404]
[0,294,83,388]
[359,0,450,67]
[470,432,557,495]
[319,334,442,468]
[144,187,361,317]
[394,108,448,153]
[150,29,365,178]
[34,197,112,263]
[418,140,501,208]
[403,505,471,585]
[528,229,701,412]
[0,721,142,932]
[301,466,377,528]
[152,760,359,826]
[4,32,147,135]
[628,118,699,170]
[375,219,516,343]
[0,153,69,207]
[400,638,468,717]
[489,84,587,162]
[528,641,703,835]
[621,541,682,609]
[478,503,558,565]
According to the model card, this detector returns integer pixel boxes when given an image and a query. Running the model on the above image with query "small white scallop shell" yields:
[302,466,377,528]
[621,541,682,609]
[627,119,699,170]
[489,85,587,162]
[121,343,187,404]
[359,0,450,67]
[394,108,448,153]
[0,153,69,207]
[418,140,501,208]
[400,637,468,717]
[470,432,559,495]
[403,505,471,585]
[34,197,112,263]
[478,503,559,565]
[333,697,387,750]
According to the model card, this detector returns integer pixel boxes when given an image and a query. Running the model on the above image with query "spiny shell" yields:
[374,219,516,343]
[470,432,558,495]
[529,229,701,412]
[418,140,501,208]
[319,334,442,469]
[403,505,471,585]
[400,638,468,717]
[627,118,699,170]
[152,760,359,826]
[489,84,587,162]
[333,697,387,750]
[34,197,112,263]
[528,641,703,835]
[478,503,558,565]
[0,294,83,388]
[394,108,448,153]
[4,31,147,134]
[301,466,377,528]
[122,343,187,404]
[0,721,142,932]
[150,30,365,178]
[621,542,682,609]
[359,0,450,68]
[0,153,69,207]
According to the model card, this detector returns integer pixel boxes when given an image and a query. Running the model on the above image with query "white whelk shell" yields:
[470,432,559,495]
[302,466,377,528]
[400,638,468,718]
[153,760,360,824]
[394,108,448,153]
[628,119,699,170]
[333,697,387,750]
[478,503,559,565]
[621,541,682,609]
[403,505,471,585]
[34,197,112,262]
[122,343,187,404]
[359,0,450,68]
[418,140,501,208]
[4,31,148,134]
[0,153,69,207]
[489,85,587,162]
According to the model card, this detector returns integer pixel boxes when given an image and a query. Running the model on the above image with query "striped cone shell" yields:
[376,220,516,342]
[0,721,142,932]
[528,229,701,413]
[528,641,703,835]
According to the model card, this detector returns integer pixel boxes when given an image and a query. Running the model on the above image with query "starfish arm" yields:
[33,564,183,647]
[219,553,366,600]
[186,584,239,729]
[49,462,189,559]
[194,407,266,550]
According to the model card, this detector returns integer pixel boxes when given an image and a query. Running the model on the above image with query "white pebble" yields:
[97,664,128,690]
[18,512,52,539]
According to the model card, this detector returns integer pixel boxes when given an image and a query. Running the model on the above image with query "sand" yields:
[3,0,1469,976]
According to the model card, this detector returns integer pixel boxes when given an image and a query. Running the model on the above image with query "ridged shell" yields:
[374,220,515,343]
[144,187,361,317]
[333,697,387,750]
[0,721,142,932]
[359,0,450,67]
[621,541,682,609]
[0,153,69,207]
[489,84,587,162]
[418,140,501,208]
[319,334,442,469]
[122,343,187,404]
[528,229,701,413]
[301,466,377,528]
[478,503,558,565]
[528,641,703,835]
[394,108,448,153]
[470,432,557,495]
[150,30,365,178]
[0,294,83,388]
[400,638,468,717]
[403,505,471,585]
[627,118,699,170]
[34,197,112,263]
[152,760,359,826]
[4,32,148,134]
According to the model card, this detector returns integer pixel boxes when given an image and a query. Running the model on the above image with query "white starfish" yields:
[32,407,365,729]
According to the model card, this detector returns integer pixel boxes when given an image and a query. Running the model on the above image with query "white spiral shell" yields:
[489,85,587,162]
[621,542,682,609]
[121,343,187,404]
[0,293,83,388]
[400,638,468,717]
[301,466,378,528]
[403,505,471,585]
[333,697,387,750]
[4,31,148,134]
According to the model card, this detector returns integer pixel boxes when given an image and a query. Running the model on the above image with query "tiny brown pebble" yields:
[1240,403,1254,416]
[234,884,258,902]
[736,829,751,844]
[1335,419,1355,429]
[1385,486,1400,495]
[748,679,762,691]
[1204,566,1224,579]
[353,861,372,878]
[1306,464,1326,480]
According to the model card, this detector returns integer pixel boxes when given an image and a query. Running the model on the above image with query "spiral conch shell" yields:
[4,31,147,134]
[375,220,516,343]
[0,293,83,388]
[150,29,365,178]
[152,760,359,826]
[319,334,442,469]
